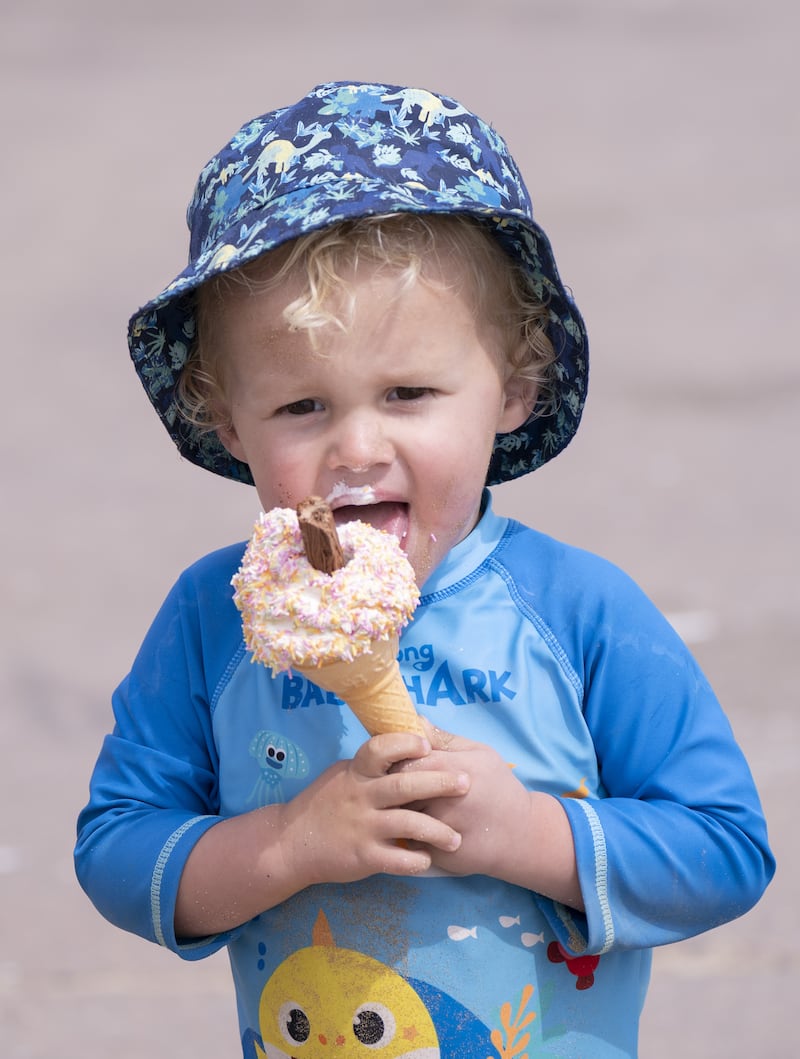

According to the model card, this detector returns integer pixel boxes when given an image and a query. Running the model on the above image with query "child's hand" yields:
[174,730,469,938]
[396,722,583,909]
[281,731,468,887]
[395,723,531,876]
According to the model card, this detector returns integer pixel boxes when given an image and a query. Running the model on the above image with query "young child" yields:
[76,82,774,1058]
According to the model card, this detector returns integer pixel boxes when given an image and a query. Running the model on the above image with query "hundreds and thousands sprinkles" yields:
[231,507,420,673]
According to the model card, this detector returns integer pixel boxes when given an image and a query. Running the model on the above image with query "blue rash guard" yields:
[75,493,773,1058]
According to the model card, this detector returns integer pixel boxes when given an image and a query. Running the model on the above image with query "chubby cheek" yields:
[407,474,484,584]
[249,453,314,513]
[255,484,292,512]
[405,536,442,586]
[251,473,295,512]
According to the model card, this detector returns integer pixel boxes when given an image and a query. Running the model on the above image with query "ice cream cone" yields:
[298,635,423,736]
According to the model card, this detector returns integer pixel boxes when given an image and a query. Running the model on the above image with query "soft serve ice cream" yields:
[231,499,423,735]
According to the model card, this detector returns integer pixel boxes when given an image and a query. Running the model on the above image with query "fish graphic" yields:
[521,932,545,948]
[499,915,521,928]
[447,925,478,942]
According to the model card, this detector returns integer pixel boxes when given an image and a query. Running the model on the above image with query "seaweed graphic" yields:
[489,983,536,1059]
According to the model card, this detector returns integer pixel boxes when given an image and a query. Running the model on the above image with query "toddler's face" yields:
[215,255,530,584]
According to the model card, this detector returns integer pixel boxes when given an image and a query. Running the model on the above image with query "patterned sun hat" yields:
[128,81,588,485]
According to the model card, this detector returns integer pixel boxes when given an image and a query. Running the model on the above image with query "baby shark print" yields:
[280,642,516,711]
[244,910,538,1059]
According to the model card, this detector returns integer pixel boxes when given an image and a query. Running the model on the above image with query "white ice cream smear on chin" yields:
[326,482,377,506]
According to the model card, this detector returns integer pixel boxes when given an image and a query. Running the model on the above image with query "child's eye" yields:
[389,386,431,402]
[280,398,323,415]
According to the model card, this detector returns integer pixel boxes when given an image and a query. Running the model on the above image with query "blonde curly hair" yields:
[178,213,556,434]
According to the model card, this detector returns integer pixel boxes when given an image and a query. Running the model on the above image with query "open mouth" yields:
[325,483,410,545]
[332,501,410,544]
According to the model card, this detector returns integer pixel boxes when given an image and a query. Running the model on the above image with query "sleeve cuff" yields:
[150,815,238,960]
[536,797,615,956]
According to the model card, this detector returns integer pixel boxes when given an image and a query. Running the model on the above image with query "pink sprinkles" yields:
[231,507,420,672]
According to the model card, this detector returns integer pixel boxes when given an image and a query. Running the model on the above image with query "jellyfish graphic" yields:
[248,729,309,806]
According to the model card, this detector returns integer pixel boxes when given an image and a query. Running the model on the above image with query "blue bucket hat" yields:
[128,81,588,485]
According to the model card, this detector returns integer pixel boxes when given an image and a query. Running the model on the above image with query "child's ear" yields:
[215,418,247,462]
[498,372,538,433]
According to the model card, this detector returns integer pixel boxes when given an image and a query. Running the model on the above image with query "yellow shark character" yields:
[255,910,439,1058]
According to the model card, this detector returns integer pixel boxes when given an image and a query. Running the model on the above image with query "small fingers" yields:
[380,767,470,809]
[419,718,473,753]
[425,721,455,750]
[354,732,431,778]
[388,809,463,861]
[378,846,434,876]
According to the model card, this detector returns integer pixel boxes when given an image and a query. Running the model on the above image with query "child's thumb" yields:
[419,716,467,752]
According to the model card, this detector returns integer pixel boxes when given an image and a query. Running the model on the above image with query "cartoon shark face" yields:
[255,912,439,1058]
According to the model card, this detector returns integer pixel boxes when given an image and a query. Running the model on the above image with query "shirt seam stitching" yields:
[151,815,211,948]
[575,798,615,954]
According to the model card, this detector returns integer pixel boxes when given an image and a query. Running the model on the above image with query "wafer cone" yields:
[297,634,423,736]
[292,496,422,735]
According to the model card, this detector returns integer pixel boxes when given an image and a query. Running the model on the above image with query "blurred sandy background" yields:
[1,0,797,1054]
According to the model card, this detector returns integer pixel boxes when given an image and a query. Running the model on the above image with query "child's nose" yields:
[328,411,393,472]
